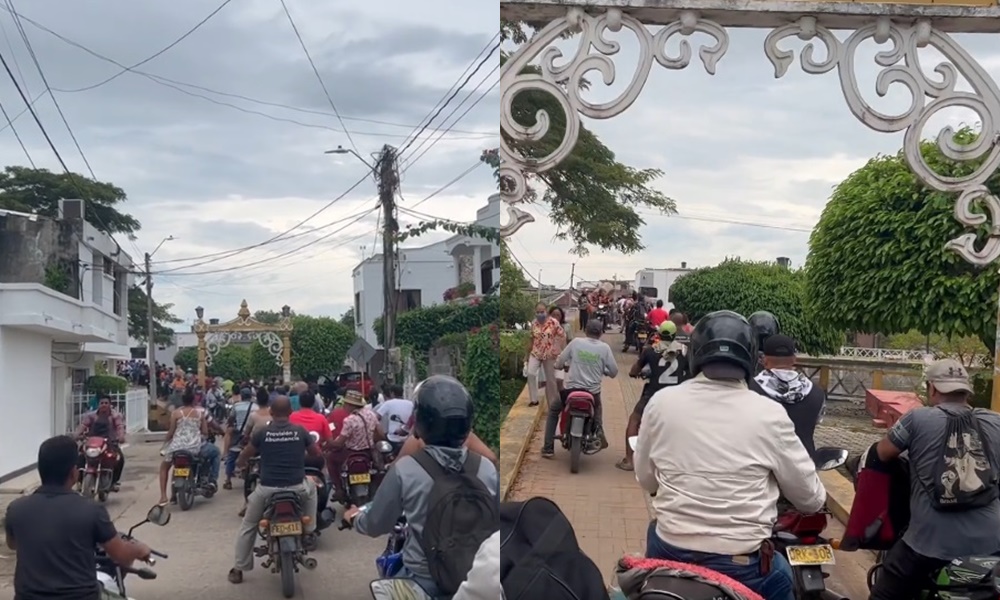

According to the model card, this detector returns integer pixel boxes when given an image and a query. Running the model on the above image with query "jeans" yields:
[199,442,221,482]
[645,521,794,600]
[234,480,318,571]
[543,389,603,451]
[225,448,240,478]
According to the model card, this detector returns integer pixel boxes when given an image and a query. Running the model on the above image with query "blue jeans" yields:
[225,448,240,478]
[645,521,794,600]
[200,442,221,482]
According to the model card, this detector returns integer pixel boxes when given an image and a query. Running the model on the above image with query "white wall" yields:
[0,327,55,479]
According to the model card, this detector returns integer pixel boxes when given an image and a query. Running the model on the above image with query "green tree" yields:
[805,129,999,351]
[339,307,355,330]
[492,22,677,255]
[249,343,282,379]
[885,330,988,368]
[464,326,501,451]
[500,243,533,328]
[209,345,251,381]
[669,259,843,355]
[253,309,295,325]
[173,347,197,372]
[128,285,182,345]
[291,315,355,378]
[0,166,140,237]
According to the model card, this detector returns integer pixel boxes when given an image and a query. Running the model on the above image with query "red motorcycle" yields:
[556,390,599,474]
[79,436,117,502]
[340,451,378,507]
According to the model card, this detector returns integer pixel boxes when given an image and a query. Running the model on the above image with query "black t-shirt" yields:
[748,376,826,457]
[638,346,690,393]
[252,420,314,488]
[4,486,118,600]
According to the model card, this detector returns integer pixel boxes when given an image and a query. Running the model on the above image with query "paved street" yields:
[0,442,386,600]
[508,333,872,598]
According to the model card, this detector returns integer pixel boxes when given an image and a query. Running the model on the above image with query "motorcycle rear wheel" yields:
[569,436,582,474]
[177,480,195,511]
[280,549,296,598]
[81,473,97,499]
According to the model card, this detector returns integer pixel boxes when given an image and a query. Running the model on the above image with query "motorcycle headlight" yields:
[85,447,102,458]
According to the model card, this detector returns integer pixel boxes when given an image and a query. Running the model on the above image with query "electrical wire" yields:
[0,10,28,95]
[396,41,499,159]
[61,0,234,93]
[407,161,483,210]
[398,32,498,150]
[152,173,372,269]
[278,0,358,154]
[505,244,546,287]
[0,98,33,166]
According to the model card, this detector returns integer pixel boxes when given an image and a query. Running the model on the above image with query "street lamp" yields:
[281,305,291,318]
[149,235,176,260]
[325,146,377,175]
[195,306,204,320]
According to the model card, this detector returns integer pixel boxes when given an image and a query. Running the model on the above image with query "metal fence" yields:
[66,388,149,436]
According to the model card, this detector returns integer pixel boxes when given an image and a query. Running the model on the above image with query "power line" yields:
[62,0,234,93]
[397,41,499,159]
[0,99,33,166]
[399,32,498,150]
[278,0,358,154]
[407,161,483,209]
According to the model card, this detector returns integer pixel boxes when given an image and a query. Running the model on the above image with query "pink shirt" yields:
[339,407,379,450]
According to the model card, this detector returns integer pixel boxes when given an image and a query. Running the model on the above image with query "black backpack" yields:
[501,497,609,600]
[412,449,499,595]
[927,406,999,511]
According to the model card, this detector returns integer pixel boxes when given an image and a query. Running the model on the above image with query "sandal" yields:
[227,568,243,584]
[615,458,634,471]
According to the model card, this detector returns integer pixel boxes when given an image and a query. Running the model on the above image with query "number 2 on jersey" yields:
[658,357,679,385]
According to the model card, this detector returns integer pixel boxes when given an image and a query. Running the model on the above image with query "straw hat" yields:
[342,390,367,407]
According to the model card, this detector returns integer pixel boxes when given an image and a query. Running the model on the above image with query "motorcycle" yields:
[170,443,217,511]
[79,436,118,502]
[244,455,261,500]
[340,506,426,599]
[772,447,850,600]
[254,488,318,598]
[555,390,600,474]
[96,505,171,598]
[341,450,379,507]
[595,304,610,332]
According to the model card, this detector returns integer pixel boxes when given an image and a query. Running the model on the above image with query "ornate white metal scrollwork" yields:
[498,7,729,238]
[500,8,1000,266]
[205,331,285,367]
[204,332,233,367]
[764,15,1000,266]
[256,331,284,366]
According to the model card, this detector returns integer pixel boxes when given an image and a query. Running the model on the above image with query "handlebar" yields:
[149,548,168,559]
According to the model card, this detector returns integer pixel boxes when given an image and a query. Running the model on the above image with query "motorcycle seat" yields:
[268,490,303,505]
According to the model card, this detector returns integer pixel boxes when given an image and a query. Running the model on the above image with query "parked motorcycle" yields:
[96,505,171,598]
[170,447,217,511]
[254,489,318,598]
[555,390,600,473]
[79,436,118,502]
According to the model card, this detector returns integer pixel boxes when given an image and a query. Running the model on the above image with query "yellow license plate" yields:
[786,544,835,566]
[349,473,371,484]
[270,521,302,537]
[173,468,190,477]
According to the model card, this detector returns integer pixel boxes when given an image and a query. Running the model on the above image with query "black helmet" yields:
[690,310,757,380]
[748,311,781,350]
[413,375,474,448]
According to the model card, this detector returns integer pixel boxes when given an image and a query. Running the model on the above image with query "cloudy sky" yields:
[0,0,498,327]
[501,21,1000,290]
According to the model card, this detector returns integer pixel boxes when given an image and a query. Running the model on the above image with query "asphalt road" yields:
[0,442,386,600]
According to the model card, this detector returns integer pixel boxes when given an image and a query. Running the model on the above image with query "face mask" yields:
[536,313,547,322]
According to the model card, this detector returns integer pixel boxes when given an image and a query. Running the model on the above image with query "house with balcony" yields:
[0,201,140,480]
[351,193,500,353]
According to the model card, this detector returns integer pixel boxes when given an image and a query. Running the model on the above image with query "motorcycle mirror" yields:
[375,440,393,454]
[368,578,430,599]
[146,505,171,526]
[813,447,849,471]
[628,436,638,451]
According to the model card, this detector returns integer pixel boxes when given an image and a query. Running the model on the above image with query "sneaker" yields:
[227,568,243,584]
[541,447,554,459]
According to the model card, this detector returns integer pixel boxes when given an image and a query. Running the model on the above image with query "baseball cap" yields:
[762,334,797,358]
[926,358,973,394]
[239,387,253,400]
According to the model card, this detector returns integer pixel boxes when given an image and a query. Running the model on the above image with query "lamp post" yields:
[194,305,207,389]
[144,235,174,405]
[280,305,293,383]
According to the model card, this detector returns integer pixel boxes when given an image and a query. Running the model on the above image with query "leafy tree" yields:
[464,326,501,450]
[128,285,182,345]
[339,307,355,330]
[253,309,295,325]
[249,343,281,379]
[885,330,989,368]
[290,315,355,378]
[209,345,251,381]
[669,259,843,355]
[805,129,999,351]
[173,347,197,372]
[493,22,677,255]
[500,243,533,328]
[0,166,140,237]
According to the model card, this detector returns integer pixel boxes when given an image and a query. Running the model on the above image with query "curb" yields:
[819,469,855,526]
[499,384,543,501]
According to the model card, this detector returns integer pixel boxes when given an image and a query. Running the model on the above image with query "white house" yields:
[0,201,143,481]
[352,193,500,349]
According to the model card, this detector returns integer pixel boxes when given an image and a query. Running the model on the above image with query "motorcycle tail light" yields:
[347,460,371,474]
[272,501,297,518]
[84,447,102,458]
[173,456,191,468]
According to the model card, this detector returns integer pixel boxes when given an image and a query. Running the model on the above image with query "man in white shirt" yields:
[374,384,413,453]
[634,310,825,600]
[454,530,500,600]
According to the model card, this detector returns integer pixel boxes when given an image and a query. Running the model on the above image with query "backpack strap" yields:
[461,450,483,477]
[502,498,579,600]
[411,448,448,479]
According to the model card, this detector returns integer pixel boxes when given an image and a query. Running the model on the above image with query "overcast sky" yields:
[503,24,1000,290]
[0,0,498,327]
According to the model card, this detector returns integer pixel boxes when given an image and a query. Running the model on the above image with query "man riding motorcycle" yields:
[328,390,385,502]
[748,311,781,374]
[633,310,825,600]
[74,396,126,492]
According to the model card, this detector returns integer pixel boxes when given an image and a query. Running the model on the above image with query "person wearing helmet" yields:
[343,376,500,597]
[222,387,259,490]
[633,310,825,600]
[617,320,690,471]
[748,311,781,373]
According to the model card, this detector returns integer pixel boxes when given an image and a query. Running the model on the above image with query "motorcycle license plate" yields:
[637,333,647,339]
[173,468,190,477]
[270,521,302,537]
[785,544,835,566]
[349,473,371,484]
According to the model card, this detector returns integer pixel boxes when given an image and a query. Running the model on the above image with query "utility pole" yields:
[378,144,400,384]
[144,252,157,406]
[537,269,542,301]
[570,262,575,290]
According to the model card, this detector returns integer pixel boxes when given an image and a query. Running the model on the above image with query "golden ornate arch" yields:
[193,300,293,387]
